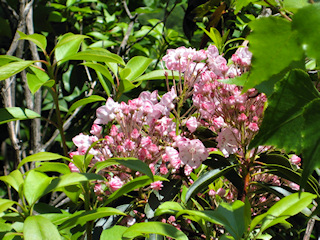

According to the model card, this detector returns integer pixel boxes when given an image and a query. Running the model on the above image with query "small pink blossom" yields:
[165,147,181,169]
[109,176,124,192]
[94,98,119,125]
[68,162,80,173]
[151,181,163,191]
[186,116,199,133]
[248,122,259,132]
[290,155,301,165]
[208,189,216,196]
[216,128,240,157]
[216,188,226,197]
[90,124,102,136]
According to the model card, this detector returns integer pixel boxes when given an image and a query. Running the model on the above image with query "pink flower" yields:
[216,188,226,197]
[68,162,80,173]
[165,147,181,169]
[248,122,259,132]
[186,116,199,133]
[109,176,124,192]
[94,98,119,125]
[177,138,208,169]
[72,133,97,152]
[160,164,168,175]
[151,181,163,191]
[216,128,240,157]
[90,124,102,136]
[160,87,177,112]
[231,46,252,67]
[290,155,301,165]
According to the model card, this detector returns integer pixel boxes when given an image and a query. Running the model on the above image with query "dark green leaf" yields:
[104,175,167,205]
[292,4,320,64]
[185,164,238,202]
[283,0,309,13]
[101,225,127,240]
[58,207,125,230]
[250,69,320,153]
[60,48,125,66]
[154,201,184,216]
[67,95,106,115]
[250,192,316,233]
[0,107,40,125]
[35,162,71,175]
[122,222,188,240]
[24,215,61,240]
[244,17,304,91]
[18,152,70,169]
[26,66,50,94]
[82,62,114,86]
[0,61,35,81]
[301,99,320,188]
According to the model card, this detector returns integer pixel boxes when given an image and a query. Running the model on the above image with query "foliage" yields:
[0,0,320,240]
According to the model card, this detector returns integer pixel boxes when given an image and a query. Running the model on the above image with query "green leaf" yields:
[24,170,52,205]
[119,79,138,93]
[123,56,152,81]
[250,192,316,233]
[60,48,125,66]
[154,201,184,216]
[94,157,154,180]
[26,66,50,94]
[0,107,40,125]
[54,33,88,62]
[104,175,167,205]
[0,170,23,192]
[18,31,47,53]
[24,215,61,240]
[101,225,128,240]
[35,162,71,175]
[82,62,114,85]
[177,201,249,240]
[0,55,22,66]
[45,172,104,193]
[283,0,309,13]
[301,99,320,188]
[18,152,70,169]
[234,0,258,14]
[250,69,320,153]
[67,95,106,115]
[0,61,35,81]
[58,207,125,230]
[185,165,238,202]
[0,199,17,213]
[122,222,188,240]
[133,70,180,82]
[292,4,320,64]
[244,17,304,91]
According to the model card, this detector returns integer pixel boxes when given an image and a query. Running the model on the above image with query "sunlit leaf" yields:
[24,215,61,240]
[0,170,24,193]
[0,61,35,81]
[67,95,106,115]
[0,107,40,125]
[122,222,188,240]
[18,31,47,53]
[18,152,70,169]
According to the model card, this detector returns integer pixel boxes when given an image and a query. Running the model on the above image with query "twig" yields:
[303,203,317,240]
[263,0,292,22]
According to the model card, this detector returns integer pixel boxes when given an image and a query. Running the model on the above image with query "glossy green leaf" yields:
[250,192,316,233]
[292,4,320,64]
[0,61,35,81]
[0,199,17,213]
[154,201,184,216]
[24,215,61,240]
[95,157,154,180]
[101,225,128,240]
[18,152,70,169]
[0,107,40,125]
[0,55,22,66]
[54,33,88,62]
[234,0,258,14]
[133,70,180,82]
[67,95,106,115]
[61,48,125,66]
[119,79,137,93]
[250,69,320,153]
[122,222,188,240]
[24,170,52,205]
[244,17,303,91]
[0,170,23,192]
[58,207,125,230]
[18,31,47,53]
[177,200,250,240]
[82,62,114,85]
[104,175,167,205]
[185,165,237,202]
[35,162,71,175]
[45,172,104,193]
[123,56,152,81]
[26,66,50,94]
[283,0,309,13]
[301,99,320,188]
